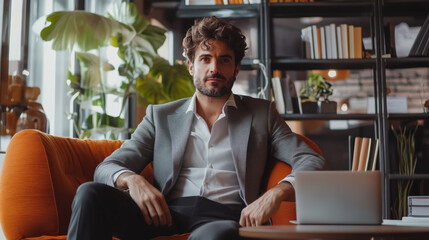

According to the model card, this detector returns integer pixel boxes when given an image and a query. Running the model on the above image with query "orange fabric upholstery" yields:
[267,134,323,225]
[0,130,321,239]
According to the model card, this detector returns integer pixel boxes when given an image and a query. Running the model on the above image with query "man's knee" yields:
[73,182,107,209]
[189,220,240,240]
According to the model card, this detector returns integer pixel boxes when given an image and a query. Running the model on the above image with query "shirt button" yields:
[209,164,213,168]
[209,144,213,148]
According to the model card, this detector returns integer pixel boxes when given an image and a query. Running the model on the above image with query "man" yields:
[67,16,325,240]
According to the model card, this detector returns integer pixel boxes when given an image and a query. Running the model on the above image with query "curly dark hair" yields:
[182,16,247,66]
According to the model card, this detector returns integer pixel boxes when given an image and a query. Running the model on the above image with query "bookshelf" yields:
[152,0,429,219]
[379,0,429,219]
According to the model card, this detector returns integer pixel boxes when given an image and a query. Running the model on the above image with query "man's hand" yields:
[239,182,294,227]
[116,172,172,227]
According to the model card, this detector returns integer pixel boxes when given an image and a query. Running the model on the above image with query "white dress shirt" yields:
[168,93,242,207]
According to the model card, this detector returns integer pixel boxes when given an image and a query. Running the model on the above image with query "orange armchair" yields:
[0,130,321,240]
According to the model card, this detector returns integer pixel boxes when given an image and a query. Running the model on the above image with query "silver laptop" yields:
[294,171,382,225]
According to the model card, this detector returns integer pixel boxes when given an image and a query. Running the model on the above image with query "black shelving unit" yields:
[282,113,377,121]
[272,59,376,70]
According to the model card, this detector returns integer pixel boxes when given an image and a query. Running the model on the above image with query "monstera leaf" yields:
[40,11,133,51]
[75,52,114,89]
[136,57,195,104]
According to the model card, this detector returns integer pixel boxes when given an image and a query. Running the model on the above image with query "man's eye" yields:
[201,57,210,62]
[221,58,231,63]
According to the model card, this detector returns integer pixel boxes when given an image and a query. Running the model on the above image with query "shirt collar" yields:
[186,92,237,115]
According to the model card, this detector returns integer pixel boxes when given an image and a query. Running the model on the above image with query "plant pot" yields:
[319,100,337,114]
[301,101,318,113]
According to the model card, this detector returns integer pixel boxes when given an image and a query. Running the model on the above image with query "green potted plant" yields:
[40,2,194,139]
[299,72,336,114]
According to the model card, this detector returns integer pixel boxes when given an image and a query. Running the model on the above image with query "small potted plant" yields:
[299,72,337,114]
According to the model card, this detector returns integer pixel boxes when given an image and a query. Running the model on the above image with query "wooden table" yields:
[239,225,429,240]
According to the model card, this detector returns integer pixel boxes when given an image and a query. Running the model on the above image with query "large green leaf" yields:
[150,57,195,100]
[41,11,133,51]
[75,52,104,89]
[108,2,150,34]
[83,112,125,129]
[141,25,167,51]
[136,75,169,104]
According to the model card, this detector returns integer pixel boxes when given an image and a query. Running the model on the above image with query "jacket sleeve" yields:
[268,101,326,176]
[94,105,156,187]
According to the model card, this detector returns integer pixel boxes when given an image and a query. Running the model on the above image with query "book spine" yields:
[336,26,343,59]
[409,206,429,217]
[271,77,286,114]
[320,26,326,59]
[409,196,429,206]
[352,137,363,171]
[325,25,332,59]
[312,25,320,59]
[348,25,354,59]
[354,27,363,59]
[330,23,337,59]
[358,137,370,171]
[341,24,349,59]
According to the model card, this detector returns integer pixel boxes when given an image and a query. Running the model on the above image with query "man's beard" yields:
[195,73,235,97]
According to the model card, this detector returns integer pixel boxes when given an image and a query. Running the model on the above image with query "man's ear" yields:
[188,60,194,76]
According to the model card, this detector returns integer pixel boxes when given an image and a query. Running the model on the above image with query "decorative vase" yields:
[319,101,337,114]
[301,101,318,113]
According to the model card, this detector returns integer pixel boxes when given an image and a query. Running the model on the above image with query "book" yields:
[185,0,216,5]
[351,137,363,171]
[409,196,429,206]
[330,23,337,59]
[279,74,300,114]
[280,75,294,114]
[336,26,342,59]
[402,216,429,223]
[384,23,397,58]
[409,13,429,56]
[317,27,322,59]
[325,25,332,59]
[271,77,286,114]
[348,25,354,59]
[311,25,320,59]
[320,26,327,59]
[301,26,314,59]
[371,139,379,171]
[358,137,371,171]
[354,26,363,59]
[340,24,349,59]
[409,206,429,217]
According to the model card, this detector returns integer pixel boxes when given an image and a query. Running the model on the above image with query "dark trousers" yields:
[67,182,243,240]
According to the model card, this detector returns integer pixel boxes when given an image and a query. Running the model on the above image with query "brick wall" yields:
[329,68,429,113]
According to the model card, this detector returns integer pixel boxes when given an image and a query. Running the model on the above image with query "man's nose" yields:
[209,60,219,73]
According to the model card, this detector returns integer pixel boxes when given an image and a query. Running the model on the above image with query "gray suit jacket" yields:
[94,94,325,205]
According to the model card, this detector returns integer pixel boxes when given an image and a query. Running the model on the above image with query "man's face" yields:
[188,39,239,98]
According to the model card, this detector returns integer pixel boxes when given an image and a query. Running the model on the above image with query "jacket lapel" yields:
[228,96,252,204]
[166,102,193,193]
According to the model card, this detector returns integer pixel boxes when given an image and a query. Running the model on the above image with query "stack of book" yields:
[271,70,300,114]
[301,24,363,60]
[408,14,429,57]
[185,0,261,5]
[350,137,379,171]
[408,196,429,217]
